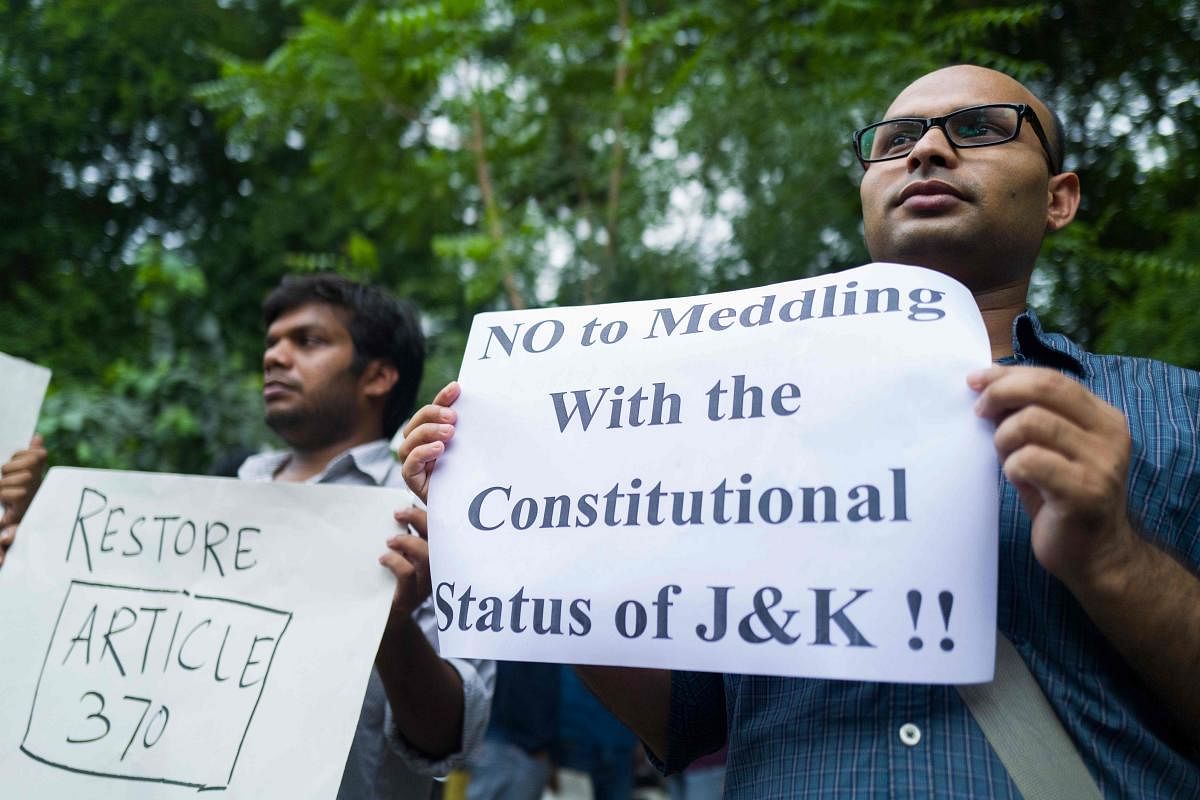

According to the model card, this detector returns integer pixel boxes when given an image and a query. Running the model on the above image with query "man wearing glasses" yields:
[401,65,1200,797]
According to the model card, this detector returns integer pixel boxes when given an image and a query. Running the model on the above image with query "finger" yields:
[973,368,1106,430]
[1,454,38,476]
[399,383,461,439]
[0,486,29,509]
[401,441,445,502]
[0,464,37,483]
[3,438,47,470]
[401,421,456,451]
[396,419,457,463]
[0,526,15,565]
[386,534,429,563]
[400,406,451,443]
[404,402,458,434]
[0,471,35,489]
[993,405,1088,463]
[432,381,461,408]
[30,440,47,471]
[966,365,1011,391]
[379,550,417,580]
[394,507,428,540]
[1001,444,1088,503]
[1007,477,1044,520]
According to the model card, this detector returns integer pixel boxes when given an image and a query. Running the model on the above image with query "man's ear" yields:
[360,359,399,400]
[1046,171,1081,233]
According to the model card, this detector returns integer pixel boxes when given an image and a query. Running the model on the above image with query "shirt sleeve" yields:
[381,597,496,776]
[645,669,727,775]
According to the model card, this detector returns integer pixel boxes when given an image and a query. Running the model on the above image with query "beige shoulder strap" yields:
[956,634,1103,800]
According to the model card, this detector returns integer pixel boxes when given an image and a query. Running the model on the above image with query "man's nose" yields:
[906,125,959,171]
[263,340,291,371]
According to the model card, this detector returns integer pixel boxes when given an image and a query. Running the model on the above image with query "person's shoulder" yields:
[1019,313,1199,396]
[1078,349,1200,403]
[1080,351,1200,472]
[345,439,409,490]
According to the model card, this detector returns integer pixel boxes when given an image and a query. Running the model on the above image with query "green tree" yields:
[0,0,299,471]
[200,0,1064,392]
[5,0,1199,474]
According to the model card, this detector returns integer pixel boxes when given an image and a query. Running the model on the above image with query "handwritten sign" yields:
[0,351,51,515]
[0,468,403,798]
[429,264,999,683]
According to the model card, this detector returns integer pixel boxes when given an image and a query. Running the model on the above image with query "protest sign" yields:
[0,467,404,798]
[428,263,999,683]
[0,351,51,514]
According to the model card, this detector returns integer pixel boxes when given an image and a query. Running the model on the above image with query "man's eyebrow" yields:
[881,107,957,119]
[265,322,329,343]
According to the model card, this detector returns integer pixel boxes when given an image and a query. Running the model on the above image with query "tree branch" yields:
[469,101,526,310]
[603,0,630,277]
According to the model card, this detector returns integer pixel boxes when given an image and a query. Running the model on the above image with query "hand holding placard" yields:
[0,351,51,546]
[399,382,461,505]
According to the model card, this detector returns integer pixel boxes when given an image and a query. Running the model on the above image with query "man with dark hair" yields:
[260,274,425,443]
[240,272,493,799]
[399,66,1200,797]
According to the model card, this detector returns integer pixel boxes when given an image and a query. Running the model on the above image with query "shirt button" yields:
[899,722,922,746]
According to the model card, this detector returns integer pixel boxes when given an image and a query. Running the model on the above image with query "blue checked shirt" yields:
[661,310,1200,798]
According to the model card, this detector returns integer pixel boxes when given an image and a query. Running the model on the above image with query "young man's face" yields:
[858,65,1062,293]
[262,302,363,448]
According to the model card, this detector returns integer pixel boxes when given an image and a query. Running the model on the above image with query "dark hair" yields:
[262,273,425,438]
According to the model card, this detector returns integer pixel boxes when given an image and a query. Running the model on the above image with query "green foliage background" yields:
[2,0,1198,472]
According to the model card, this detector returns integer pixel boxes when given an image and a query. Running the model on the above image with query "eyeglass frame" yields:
[852,103,1060,175]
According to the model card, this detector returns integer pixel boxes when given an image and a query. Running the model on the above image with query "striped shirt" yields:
[661,310,1200,798]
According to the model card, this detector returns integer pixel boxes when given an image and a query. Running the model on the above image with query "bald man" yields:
[401,66,1200,797]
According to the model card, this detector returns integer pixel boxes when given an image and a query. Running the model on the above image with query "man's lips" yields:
[263,380,299,400]
[896,180,967,208]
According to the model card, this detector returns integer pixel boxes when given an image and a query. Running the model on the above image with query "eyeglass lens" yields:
[861,105,1021,161]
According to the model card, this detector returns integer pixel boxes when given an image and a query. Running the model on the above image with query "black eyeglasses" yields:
[853,103,1060,174]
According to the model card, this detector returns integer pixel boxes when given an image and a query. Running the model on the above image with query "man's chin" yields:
[265,409,305,440]
[265,409,355,451]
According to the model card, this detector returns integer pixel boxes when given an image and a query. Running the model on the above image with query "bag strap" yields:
[956,634,1103,800]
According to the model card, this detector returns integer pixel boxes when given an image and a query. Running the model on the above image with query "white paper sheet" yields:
[0,467,405,798]
[429,263,999,683]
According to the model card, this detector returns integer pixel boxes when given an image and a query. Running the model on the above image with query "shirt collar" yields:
[237,439,395,485]
[1004,308,1087,377]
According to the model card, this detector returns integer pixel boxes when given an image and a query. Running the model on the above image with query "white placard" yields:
[0,349,51,466]
[429,263,999,683]
[0,467,403,798]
